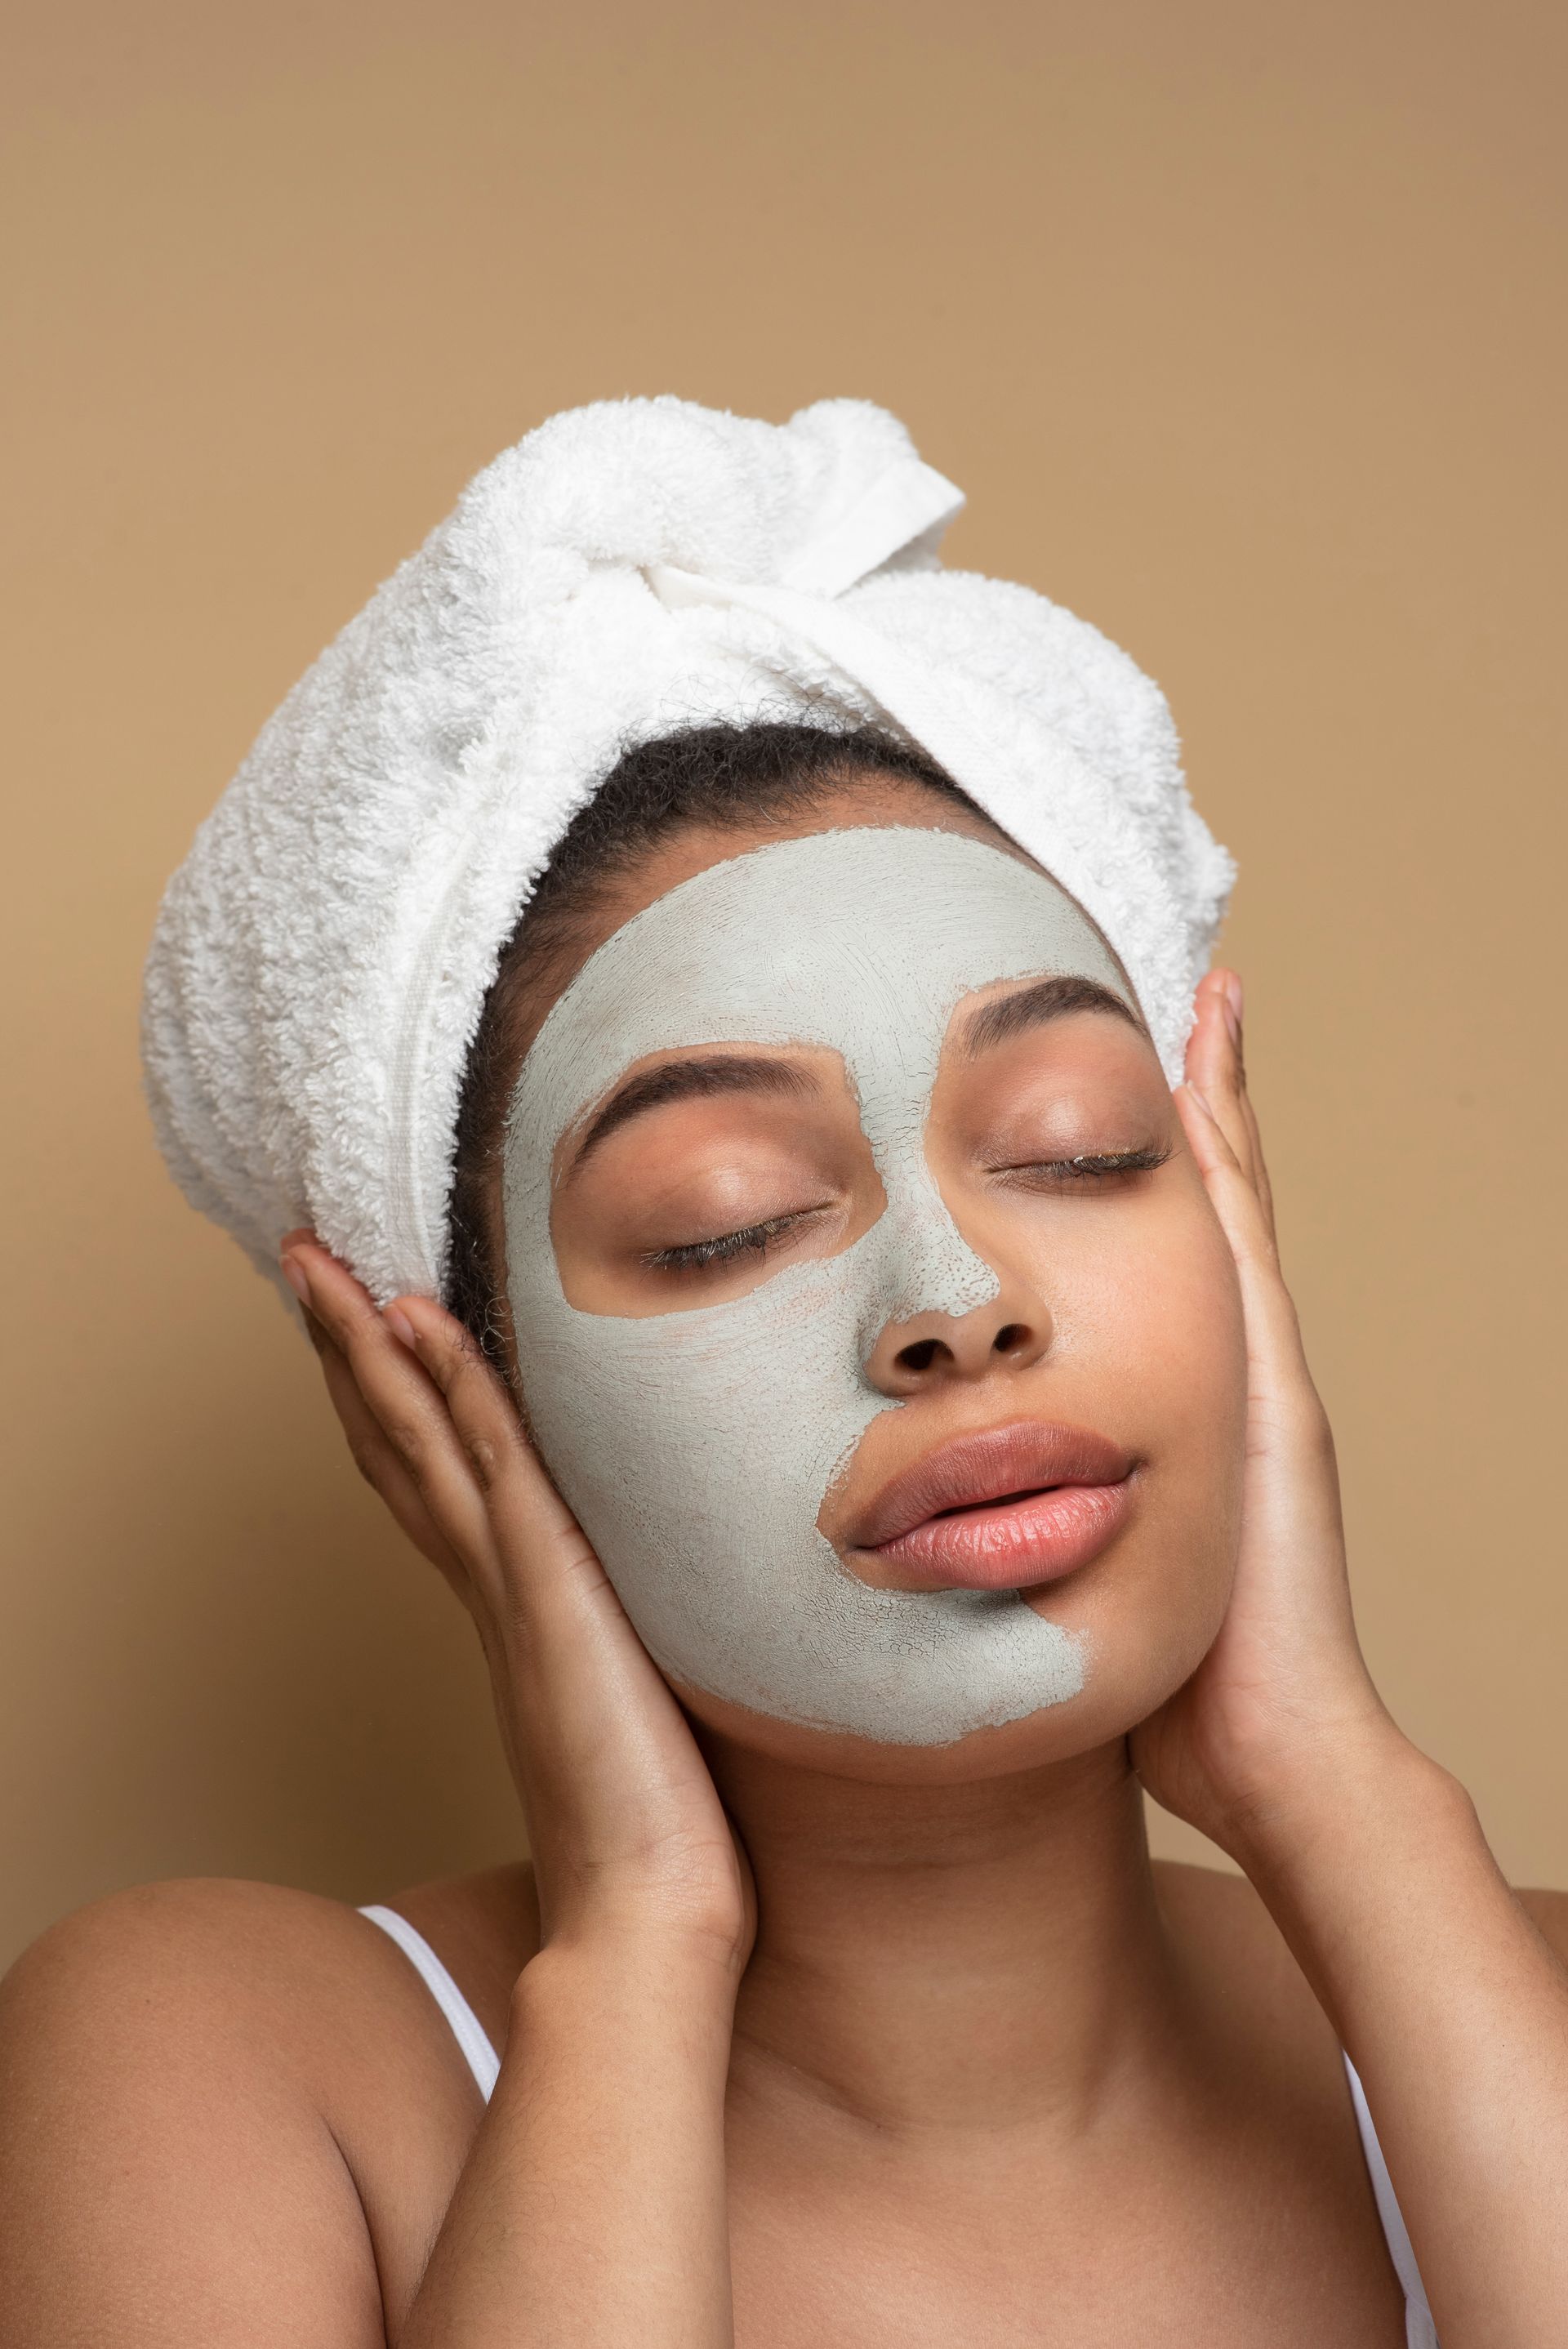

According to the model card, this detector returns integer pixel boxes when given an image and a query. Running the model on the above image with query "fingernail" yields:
[1224,973,1244,1023]
[383,1305,417,1349]
[280,1253,310,1304]
[1183,1080,1218,1121]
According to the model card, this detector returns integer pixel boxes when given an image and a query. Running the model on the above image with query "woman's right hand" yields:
[282,1236,745,2345]
[278,1232,755,1977]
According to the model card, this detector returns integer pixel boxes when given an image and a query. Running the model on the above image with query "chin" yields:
[674,1609,1230,1791]
[670,1487,1240,1788]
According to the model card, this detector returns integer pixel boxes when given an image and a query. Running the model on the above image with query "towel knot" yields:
[645,450,963,609]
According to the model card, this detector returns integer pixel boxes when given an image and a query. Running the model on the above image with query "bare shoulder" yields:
[2,1862,537,2083]
[2,1874,452,2106]
[8,1871,381,2020]
[0,1872,525,2346]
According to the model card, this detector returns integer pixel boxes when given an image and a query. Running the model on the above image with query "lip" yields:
[844,1420,1137,1593]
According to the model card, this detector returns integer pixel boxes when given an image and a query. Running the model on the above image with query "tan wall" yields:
[5,0,1565,1965]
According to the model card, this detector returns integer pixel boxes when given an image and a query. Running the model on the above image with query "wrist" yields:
[523,1918,746,2009]
[1211,1709,1459,1875]
[1211,1700,1455,1860]
[513,1930,741,2102]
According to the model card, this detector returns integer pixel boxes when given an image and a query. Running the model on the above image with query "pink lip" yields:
[845,1420,1136,1592]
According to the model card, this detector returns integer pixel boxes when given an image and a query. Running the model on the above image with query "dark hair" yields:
[444,720,982,1363]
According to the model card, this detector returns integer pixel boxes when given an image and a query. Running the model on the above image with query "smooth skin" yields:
[4,789,1568,2346]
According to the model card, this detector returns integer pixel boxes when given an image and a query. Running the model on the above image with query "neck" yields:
[706,1732,1195,2137]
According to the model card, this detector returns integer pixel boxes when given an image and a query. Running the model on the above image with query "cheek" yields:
[1019,1196,1248,1712]
[1051,1189,1247,1470]
[1118,1213,1245,1466]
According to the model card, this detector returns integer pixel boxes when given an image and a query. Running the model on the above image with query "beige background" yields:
[4,0,1565,1968]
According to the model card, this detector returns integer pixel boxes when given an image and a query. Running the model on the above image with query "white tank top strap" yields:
[359,1903,501,2102]
[359,1908,1434,2340]
[1343,2053,1439,2347]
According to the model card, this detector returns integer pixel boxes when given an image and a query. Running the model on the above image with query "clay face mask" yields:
[501,826,1136,1745]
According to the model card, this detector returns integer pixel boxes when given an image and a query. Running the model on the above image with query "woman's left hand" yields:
[1129,968,1404,1858]
[1134,974,1568,2349]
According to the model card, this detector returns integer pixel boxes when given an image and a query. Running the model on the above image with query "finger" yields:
[305,1311,473,1593]
[1174,1080,1272,1268]
[384,1295,549,1509]
[282,1239,504,1580]
[1184,971,1279,1246]
[1174,1086,1346,1605]
[382,1296,697,1802]
[284,1255,708,1889]
[1183,974,1256,1183]
[1236,1077,1276,1243]
[1210,978,1276,1240]
[1174,1081,1309,1393]
[386,1293,613,1620]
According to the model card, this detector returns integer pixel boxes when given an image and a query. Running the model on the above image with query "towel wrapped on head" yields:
[141,394,1233,1308]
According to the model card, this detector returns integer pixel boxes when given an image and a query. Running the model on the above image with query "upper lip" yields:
[844,1420,1136,1552]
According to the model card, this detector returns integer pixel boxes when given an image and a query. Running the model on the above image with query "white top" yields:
[359,1903,1438,2345]
[359,1902,501,2101]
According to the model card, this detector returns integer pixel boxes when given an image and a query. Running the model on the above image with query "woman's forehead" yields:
[509,827,1134,1144]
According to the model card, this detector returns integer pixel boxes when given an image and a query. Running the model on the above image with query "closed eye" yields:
[992,1144,1173,1189]
[639,1206,832,1274]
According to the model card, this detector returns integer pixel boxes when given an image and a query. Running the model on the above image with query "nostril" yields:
[894,1337,942,1374]
[992,1322,1029,1355]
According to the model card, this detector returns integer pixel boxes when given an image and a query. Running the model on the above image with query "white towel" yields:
[141,395,1233,1308]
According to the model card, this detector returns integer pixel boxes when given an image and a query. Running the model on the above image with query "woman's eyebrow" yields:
[568,1054,820,1171]
[960,974,1143,1057]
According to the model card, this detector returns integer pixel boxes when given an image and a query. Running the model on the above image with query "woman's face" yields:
[499,786,1246,1780]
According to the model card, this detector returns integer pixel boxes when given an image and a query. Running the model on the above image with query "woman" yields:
[4,399,1566,2345]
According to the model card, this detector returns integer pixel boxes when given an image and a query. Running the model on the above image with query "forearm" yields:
[403,1934,737,2348]
[1234,1728,1568,2348]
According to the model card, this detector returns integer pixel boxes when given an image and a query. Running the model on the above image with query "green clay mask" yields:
[501,826,1134,1744]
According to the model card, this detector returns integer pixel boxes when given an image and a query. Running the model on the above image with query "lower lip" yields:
[862,1480,1133,1591]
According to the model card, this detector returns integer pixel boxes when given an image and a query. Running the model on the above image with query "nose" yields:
[864,1277,1052,1400]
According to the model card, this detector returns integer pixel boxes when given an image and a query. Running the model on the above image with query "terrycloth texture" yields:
[142,396,1234,1308]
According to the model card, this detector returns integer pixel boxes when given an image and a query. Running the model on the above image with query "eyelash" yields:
[639,1148,1170,1277]
[998,1145,1173,1185]
[639,1211,817,1274]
